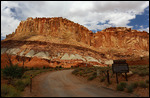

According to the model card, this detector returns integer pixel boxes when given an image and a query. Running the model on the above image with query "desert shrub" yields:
[79,72,83,76]
[59,66,62,68]
[87,71,97,81]
[88,75,96,81]
[1,84,21,97]
[85,68,93,74]
[43,66,46,69]
[55,66,63,69]
[139,81,148,88]
[23,66,29,71]
[13,79,30,92]
[120,82,127,88]
[130,82,138,89]
[72,68,80,75]
[2,64,24,79]
[23,78,31,86]
[132,70,138,74]
[130,65,149,76]
[116,84,124,91]
[100,76,106,82]
[30,67,34,70]
[14,79,26,91]
[35,67,40,70]
[138,70,149,76]
[126,84,133,93]
[116,82,127,91]
[92,72,97,76]
[79,67,85,71]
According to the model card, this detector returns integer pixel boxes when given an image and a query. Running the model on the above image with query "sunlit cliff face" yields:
[1,17,149,68]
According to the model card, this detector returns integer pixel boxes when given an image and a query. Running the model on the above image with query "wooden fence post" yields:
[125,72,128,81]
[107,70,110,84]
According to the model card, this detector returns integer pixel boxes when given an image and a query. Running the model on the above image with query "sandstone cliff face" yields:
[2,17,149,68]
[6,17,93,46]
[92,27,149,51]
[6,18,149,53]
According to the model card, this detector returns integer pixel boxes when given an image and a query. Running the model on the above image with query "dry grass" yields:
[72,65,149,97]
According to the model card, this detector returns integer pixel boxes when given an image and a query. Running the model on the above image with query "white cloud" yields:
[1,1,149,39]
[138,26,149,33]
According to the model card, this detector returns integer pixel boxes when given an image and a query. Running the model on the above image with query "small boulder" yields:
[122,71,133,77]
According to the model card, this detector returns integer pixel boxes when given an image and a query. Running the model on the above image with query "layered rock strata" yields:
[1,17,149,68]
[1,40,107,68]
[92,27,149,51]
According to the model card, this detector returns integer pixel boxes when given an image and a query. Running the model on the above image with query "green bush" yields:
[46,66,51,69]
[35,67,40,70]
[116,82,127,91]
[14,79,26,91]
[138,71,149,76]
[130,82,138,89]
[13,78,30,92]
[92,72,97,76]
[139,81,148,88]
[2,64,24,79]
[85,68,92,74]
[23,78,31,86]
[1,84,21,97]
[72,68,80,75]
[79,72,83,76]
[30,67,34,70]
[116,84,124,91]
[88,75,96,81]
[126,84,133,93]
[23,66,29,71]
[43,66,46,69]
[59,66,62,68]
[55,66,60,69]
[120,82,127,88]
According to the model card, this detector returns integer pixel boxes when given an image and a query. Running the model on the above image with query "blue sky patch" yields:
[128,6,149,30]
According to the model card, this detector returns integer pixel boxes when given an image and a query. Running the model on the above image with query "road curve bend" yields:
[23,69,137,97]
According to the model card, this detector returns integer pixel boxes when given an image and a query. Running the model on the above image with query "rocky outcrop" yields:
[6,17,93,46]
[92,27,149,51]
[2,17,149,68]
[5,18,149,53]
[1,40,106,68]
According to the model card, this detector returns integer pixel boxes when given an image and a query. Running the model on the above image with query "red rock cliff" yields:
[4,18,149,59]
[6,17,93,46]
[91,27,149,51]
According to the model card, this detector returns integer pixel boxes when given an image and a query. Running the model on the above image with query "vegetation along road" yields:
[23,69,137,97]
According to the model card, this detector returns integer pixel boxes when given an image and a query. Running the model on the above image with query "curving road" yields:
[23,69,137,97]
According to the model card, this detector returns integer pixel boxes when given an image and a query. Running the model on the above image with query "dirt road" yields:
[23,69,137,97]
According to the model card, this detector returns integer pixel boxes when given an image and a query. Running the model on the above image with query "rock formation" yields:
[6,17,93,46]
[1,17,149,68]
[92,27,149,51]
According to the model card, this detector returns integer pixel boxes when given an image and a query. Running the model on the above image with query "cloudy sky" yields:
[1,1,149,40]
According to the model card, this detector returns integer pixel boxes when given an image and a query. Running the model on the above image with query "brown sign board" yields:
[112,64,129,73]
[112,60,129,73]
[113,59,126,64]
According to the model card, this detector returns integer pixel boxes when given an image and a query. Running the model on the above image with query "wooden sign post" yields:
[112,60,129,84]
[107,70,110,84]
